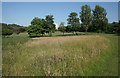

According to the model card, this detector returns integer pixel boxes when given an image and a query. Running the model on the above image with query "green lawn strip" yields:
[83,34,118,76]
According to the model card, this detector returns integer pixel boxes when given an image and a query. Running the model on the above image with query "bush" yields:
[2,29,13,37]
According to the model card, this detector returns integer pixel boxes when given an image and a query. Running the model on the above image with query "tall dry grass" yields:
[3,35,117,76]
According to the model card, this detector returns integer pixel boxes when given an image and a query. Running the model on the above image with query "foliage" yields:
[80,5,92,32]
[27,5,118,36]
[27,25,43,37]
[8,24,26,34]
[2,23,13,36]
[27,17,44,37]
[45,15,56,34]
[107,21,120,34]
[118,20,120,35]
[2,29,13,37]
[31,17,42,25]
[92,5,108,33]
[1,23,27,36]
[58,22,66,34]
[27,15,56,37]
[67,12,80,33]
[2,5,119,36]
[65,25,72,32]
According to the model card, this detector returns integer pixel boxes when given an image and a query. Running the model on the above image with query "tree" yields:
[40,19,47,36]
[31,17,42,25]
[92,5,108,33]
[80,5,92,32]
[0,23,1,35]
[111,22,120,34]
[65,25,72,32]
[27,15,56,37]
[105,21,120,34]
[2,23,13,37]
[8,24,26,34]
[27,25,43,37]
[67,12,80,34]
[2,29,13,37]
[27,17,44,37]
[58,22,66,35]
[45,15,56,36]
[118,20,120,35]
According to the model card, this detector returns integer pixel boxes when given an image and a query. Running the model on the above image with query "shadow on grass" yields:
[29,35,51,38]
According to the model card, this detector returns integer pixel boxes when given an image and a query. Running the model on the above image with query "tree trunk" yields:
[85,27,88,33]
[85,25,89,34]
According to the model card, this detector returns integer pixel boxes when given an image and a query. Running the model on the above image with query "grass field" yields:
[0,35,2,76]
[2,32,118,76]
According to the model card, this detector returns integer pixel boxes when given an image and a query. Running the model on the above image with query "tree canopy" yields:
[80,5,92,32]
[27,15,56,37]
[2,23,26,37]
[58,22,66,35]
[92,5,108,33]
[67,12,80,33]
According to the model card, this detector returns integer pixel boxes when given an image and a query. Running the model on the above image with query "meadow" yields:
[0,35,2,76]
[2,32,118,76]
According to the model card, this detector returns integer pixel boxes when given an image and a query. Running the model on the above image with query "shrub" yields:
[2,29,13,37]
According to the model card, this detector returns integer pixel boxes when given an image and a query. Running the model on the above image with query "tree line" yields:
[28,4,120,37]
[1,4,120,37]
[1,23,27,37]
[58,5,119,35]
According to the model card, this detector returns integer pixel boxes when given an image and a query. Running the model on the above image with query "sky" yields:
[2,2,119,26]
[1,0,120,2]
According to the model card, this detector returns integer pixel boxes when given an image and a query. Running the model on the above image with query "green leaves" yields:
[2,29,13,36]
[45,15,56,33]
[80,5,92,32]
[28,25,43,37]
[2,23,27,35]
[28,15,55,37]
[67,12,80,32]
[31,17,42,26]
[92,5,108,33]
[58,22,66,34]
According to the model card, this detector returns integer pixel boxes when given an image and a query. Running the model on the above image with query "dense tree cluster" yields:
[65,5,108,33]
[1,23,26,37]
[27,15,55,37]
[107,21,120,34]
[27,5,119,37]
[58,5,119,35]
